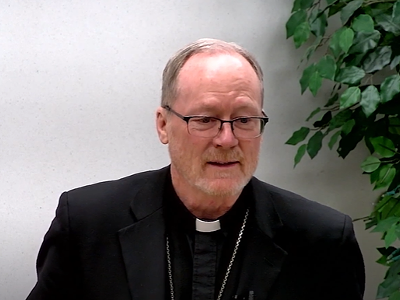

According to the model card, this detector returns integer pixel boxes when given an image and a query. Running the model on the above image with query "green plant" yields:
[285,0,400,298]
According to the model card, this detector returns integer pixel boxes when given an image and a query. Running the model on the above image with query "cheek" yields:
[171,132,208,159]
[189,140,211,163]
[241,140,261,157]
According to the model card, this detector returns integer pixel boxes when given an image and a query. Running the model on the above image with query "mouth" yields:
[207,161,240,167]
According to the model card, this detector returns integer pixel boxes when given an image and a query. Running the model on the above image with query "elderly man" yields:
[27,39,365,300]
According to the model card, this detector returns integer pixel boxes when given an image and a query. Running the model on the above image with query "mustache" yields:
[203,149,243,162]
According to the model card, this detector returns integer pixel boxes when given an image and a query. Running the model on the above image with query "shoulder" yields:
[66,167,167,203]
[251,177,352,248]
[56,167,168,227]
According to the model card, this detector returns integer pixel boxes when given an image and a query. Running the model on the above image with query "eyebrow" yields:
[189,103,260,115]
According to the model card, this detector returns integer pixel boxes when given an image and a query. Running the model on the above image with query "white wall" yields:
[0,1,383,299]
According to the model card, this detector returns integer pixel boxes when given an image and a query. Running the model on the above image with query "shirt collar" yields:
[163,171,252,234]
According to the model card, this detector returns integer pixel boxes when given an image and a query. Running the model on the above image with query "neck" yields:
[180,195,238,220]
[170,170,241,220]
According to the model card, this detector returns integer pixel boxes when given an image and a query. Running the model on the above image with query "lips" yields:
[208,161,239,166]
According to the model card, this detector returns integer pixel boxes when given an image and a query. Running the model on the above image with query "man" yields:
[27,38,365,300]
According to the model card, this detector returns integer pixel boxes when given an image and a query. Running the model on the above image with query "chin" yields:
[194,177,249,197]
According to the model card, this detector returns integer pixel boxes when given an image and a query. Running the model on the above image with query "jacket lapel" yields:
[117,169,288,300]
[118,168,169,300]
[226,177,288,299]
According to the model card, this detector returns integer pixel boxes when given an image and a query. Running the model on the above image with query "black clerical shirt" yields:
[163,174,252,300]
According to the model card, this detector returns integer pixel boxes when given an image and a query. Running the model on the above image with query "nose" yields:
[212,122,239,148]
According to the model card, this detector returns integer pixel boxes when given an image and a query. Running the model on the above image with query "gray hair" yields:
[161,38,264,107]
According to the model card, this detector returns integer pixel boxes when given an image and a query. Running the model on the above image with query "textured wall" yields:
[0,1,382,299]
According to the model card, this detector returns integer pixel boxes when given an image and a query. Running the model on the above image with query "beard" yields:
[168,141,258,197]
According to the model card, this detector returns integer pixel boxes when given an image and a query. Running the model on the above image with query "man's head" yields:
[156,38,266,202]
[161,38,264,108]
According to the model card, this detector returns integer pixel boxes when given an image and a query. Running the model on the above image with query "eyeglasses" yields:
[163,105,269,139]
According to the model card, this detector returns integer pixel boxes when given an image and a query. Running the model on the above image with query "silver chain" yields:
[166,208,249,300]
[166,235,175,300]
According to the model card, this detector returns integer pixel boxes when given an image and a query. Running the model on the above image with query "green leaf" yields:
[352,14,375,32]
[329,2,346,17]
[377,273,400,298]
[370,136,396,158]
[340,87,361,109]
[370,3,393,18]
[349,30,381,54]
[370,166,382,184]
[375,13,400,36]
[335,67,365,85]
[375,164,396,190]
[380,198,400,220]
[340,0,363,25]
[381,75,400,103]
[300,64,316,94]
[286,127,310,145]
[389,117,400,135]
[361,156,381,173]
[339,27,354,53]
[338,129,364,158]
[393,0,400,23]
[389,290,400,300]
[362,46,392,73]
[385,225,398,248]
[329,109,352,130]
[286,10,307,38]
[316,55,336,80]
[360,85,381,117]
[313,111,332,128]
[329,27,346,57]
[294,144,307,167]
[344,53,367,67]
[386,259,400,278]
[310,11,327,37]
[375,194,393,213]
[337,108,365,158]
[325,0,336,5]
[391,55,400,69]
[309,71,322,96]
[304,37,322,62]
[302,44,318,63]
[383,32,396,46]
[306,107,321,121]
[292,0,302,12]
[307,131,324,159]
[308,8,319,23]
[376,254,389,266]
[328,131,341,149]
[342,119,355,135]
[300,0,314,9]
[294,22,311,48]
[325,93,339,107]
[377,246,397,257]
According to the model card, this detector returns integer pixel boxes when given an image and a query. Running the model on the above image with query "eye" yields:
[201,117,212,123]
[238,117,250,123]
[193,116,213,123]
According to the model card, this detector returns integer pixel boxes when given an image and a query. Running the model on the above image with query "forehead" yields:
[179,52,257,82]
[175,52,262,109]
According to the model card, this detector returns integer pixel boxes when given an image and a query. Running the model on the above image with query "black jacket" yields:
[27,166,365,300]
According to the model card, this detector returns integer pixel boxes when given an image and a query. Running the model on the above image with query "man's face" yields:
[158,52,263,197]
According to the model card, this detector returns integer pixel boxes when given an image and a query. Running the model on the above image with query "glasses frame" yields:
[162,105,269,139]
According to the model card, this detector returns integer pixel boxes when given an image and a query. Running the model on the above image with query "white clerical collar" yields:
[195,218,221,232]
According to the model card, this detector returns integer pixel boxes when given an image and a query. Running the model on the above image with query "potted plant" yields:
[285,0,400,298]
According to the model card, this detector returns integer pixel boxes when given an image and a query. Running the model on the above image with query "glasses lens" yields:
[233,118,262,138]
[187,116,265,138]
[188,117,220,137]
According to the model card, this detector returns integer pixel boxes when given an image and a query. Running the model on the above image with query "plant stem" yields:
[363,0,397,6]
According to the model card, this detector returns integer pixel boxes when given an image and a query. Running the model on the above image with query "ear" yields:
[156,106,169,144]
